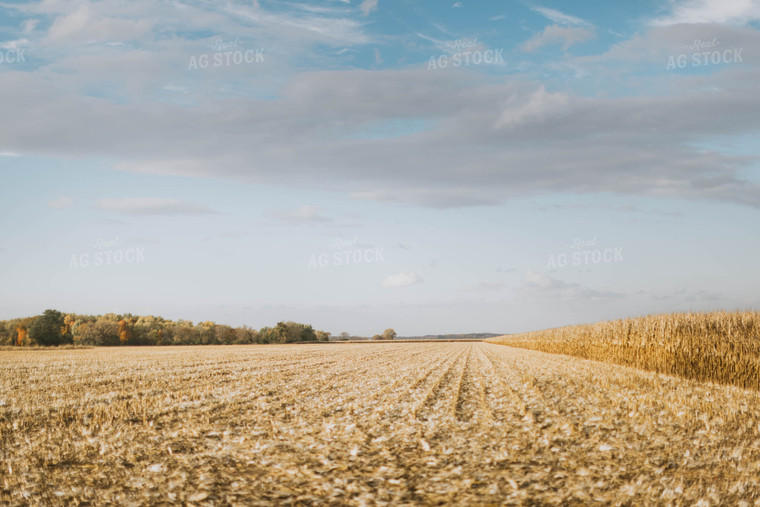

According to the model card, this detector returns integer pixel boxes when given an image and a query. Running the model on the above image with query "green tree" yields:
[29,309,69,346]
[92,320,119,346]
[133,315,162,345]
[215,324,235,345]
[0,321,10,345]
[257,326,275,344]
[295,323,317,342]
[72,320,95,346]
[172,322,196,345]
[234,326,257,344]
[382,328,397,340]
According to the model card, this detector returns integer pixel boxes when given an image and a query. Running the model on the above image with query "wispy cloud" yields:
[48,196,74,209]
[518,271,624,301]
[93,198,215,216]
[382,272,422,287]
[523,25,595,51]
[267,205,332,225]
[650,0,760,26]
[46,5,153,43]
[462,281,507,291]
[360,0,379,16]
[530,5,592,27]
[493,85,568,128]
[0,39,28,50]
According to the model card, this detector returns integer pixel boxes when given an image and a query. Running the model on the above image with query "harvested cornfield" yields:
[487,311,760,390]
[2,343,760,505]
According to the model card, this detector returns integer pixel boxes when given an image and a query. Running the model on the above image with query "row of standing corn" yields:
[487,311,760,390]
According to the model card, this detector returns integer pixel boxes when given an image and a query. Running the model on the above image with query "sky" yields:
[0,0,759,336]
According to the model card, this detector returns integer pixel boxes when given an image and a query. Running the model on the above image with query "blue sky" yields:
[1,0,759,336]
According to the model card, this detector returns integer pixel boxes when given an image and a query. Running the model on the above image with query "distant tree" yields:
[63,314,76,340]
[234,326,257,344]
[16,320,32,346]
[215,324,235,345]
[371,334,383,340]
[272,322,289,343]
[255,327,268,344]
[172,322,196,345]
[118,319,134,345]
[0,312,340,348]
[157,326,173,346]
[72,320,94,346]
[29,310,68,346]
[133,315,162,345]
[339,332,351,341]
[270,321,308,343]
[296,323,317,342]
[92,320,119,346]
[382,328,397,340]
[196,321,217,345]
[0,319,23,346]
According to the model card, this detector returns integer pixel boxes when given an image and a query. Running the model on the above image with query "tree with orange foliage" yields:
[118,319,134,345]
[16,324,27,346]
[63,314,75,339]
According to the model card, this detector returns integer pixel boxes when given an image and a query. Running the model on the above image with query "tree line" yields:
[0,309,364,347]
[334,329,398,341]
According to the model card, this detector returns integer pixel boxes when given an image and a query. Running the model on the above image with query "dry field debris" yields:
[1,342,760,505]
[487,311,760,390]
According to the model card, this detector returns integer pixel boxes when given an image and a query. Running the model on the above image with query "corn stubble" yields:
[1,342,760,505]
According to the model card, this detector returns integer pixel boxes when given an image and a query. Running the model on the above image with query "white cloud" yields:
[22,19,38,33]
[360,0,379,16]
[463,281,507,291]
[93,198,215,216]
[48,196,73,209]
[0,151,21,157]
[531,6,591,27]
[650,0,760,26]
[0,39,28,50]
[494,85,569,129]
[382,272,422,287]
[0,7,758,213]
[519,271,624,301]
[267,205,332,225]
[46,5,153,43]
[523,25,595,51]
